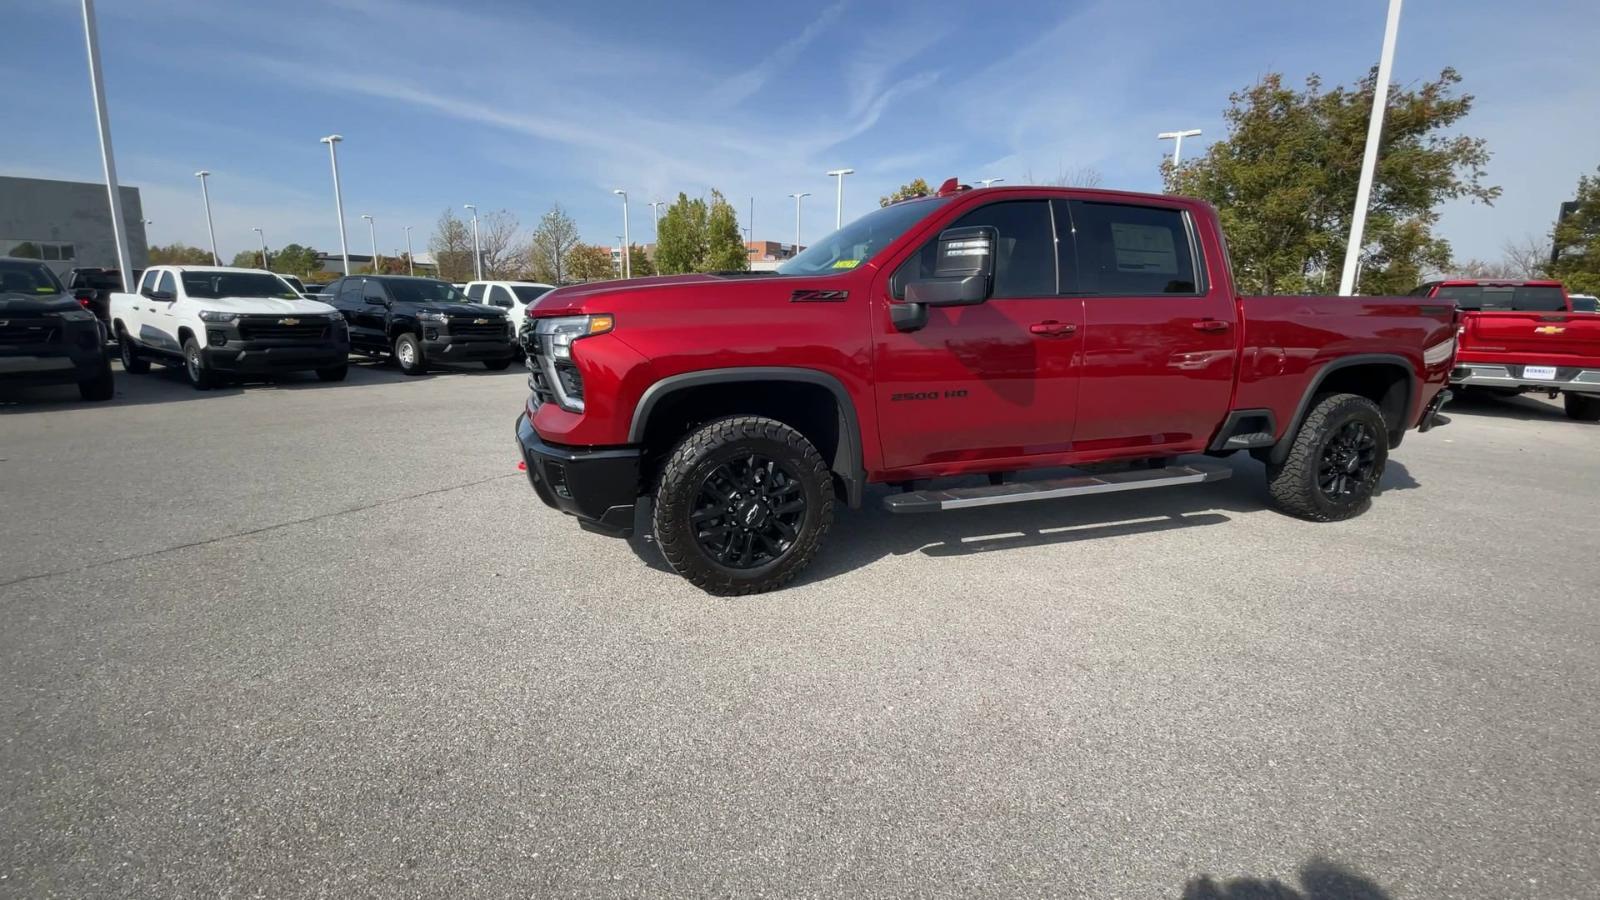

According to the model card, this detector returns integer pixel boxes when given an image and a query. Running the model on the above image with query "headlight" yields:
[198,310,240,323]
[531,315,613,411]
[45,308,96,322]
[418,311,449,323]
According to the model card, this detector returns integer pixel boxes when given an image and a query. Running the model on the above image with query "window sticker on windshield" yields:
[832,259,861,269]
[1110,223,1178,273]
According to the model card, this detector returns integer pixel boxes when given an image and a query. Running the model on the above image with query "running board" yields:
[882,463,1232,514]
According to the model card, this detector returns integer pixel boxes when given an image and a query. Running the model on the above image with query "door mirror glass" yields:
[903,225,995,307]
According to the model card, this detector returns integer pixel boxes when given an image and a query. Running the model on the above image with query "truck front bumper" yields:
[0,326,106,386]
[201,339,349,374]
[424,336,515,364]
[1451,364,1600,395]
[515,411,641,537]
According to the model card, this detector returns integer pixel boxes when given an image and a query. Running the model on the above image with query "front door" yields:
[872,198,1083,472]
[139,270,183,355]
[1064,199,1237,453]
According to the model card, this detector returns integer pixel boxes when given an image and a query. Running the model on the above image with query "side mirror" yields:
[891,225,996,333]
[149,290,175,302]
[364,295,387,305]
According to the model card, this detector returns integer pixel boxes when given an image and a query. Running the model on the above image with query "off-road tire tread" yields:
[1266,392,1386,522]
[1563,392,1600,422]
[653,416,834,596]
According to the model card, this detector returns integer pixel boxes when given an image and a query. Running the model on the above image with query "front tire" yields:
[653,416,834,596]
[1266,393,1388,522]
[316,364,349,382]
[78,358,115,401]
[182,337,215,391]
[394,333,427,375]
[1564,392,1600,421]
[117,328,150,374]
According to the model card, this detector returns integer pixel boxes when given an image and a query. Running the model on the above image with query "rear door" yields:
[1065,199,1237,454]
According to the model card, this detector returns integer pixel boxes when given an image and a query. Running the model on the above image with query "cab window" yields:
[157,271,177,297]
[466,283,487,301]
[486,285,514,308]
[891,200,1057,299]
[1066,201,1202,296]
[139,270,159,295]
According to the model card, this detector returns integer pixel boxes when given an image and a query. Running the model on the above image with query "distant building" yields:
[0,175,149,276]
[746,240,800,263]
[313,251,437,278]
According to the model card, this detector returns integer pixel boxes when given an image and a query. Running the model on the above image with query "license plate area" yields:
[1523,366,1557,381]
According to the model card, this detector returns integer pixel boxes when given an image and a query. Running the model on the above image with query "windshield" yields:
[0,260,66,296]
[776,197,949,276]
[181,271,299,299]
[1434,284,1567,312]
[512,285,554,303]
[386,279,469,304]
[280,275,306,291]
[1570,295,1598,313]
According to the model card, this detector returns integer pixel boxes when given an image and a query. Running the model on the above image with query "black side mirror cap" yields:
[148,290,175,302]
[904,274,989,307]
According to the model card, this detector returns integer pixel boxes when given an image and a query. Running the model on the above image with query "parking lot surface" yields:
[2,364,1597,898]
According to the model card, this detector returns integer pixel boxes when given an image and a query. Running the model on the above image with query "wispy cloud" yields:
[708,0,850,108]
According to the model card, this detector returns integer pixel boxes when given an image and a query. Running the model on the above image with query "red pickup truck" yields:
[515,181,1457,594]
[1411,279,1600,420]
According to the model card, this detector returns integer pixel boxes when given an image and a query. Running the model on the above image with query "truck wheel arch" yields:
[1269,353,1416,465]
[629,368,866,508]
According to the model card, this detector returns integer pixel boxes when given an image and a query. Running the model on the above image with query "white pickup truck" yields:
[109,265,350,390]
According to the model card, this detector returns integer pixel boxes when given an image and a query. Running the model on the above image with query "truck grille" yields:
[0,321,58,345]
[238,318,331,342]
[446,318,508,338]
[525,352,556,406]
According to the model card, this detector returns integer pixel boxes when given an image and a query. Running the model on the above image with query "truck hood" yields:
[198,295,339,315]
[531,272,790,316]
[403,303,507,318]
[0,294,78,315]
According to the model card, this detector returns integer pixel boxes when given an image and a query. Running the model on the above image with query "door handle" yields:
[1029,321,1078,337]
[1193,319,1230,332]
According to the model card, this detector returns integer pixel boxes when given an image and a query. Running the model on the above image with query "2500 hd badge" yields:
[891,389,968,401]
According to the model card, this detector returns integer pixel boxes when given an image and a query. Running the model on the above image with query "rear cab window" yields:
[1434,284,1566,312]
[1065,201,1203,296]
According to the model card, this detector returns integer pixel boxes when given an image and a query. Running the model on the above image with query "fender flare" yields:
[629,367,866,508]
[1269,353,1417,464]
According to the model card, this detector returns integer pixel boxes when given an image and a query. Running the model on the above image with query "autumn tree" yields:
[627,244,656,277]
[879,178,931,207]
[229,250,265,269]
[526,203,581,284]
[475,209,521,279]
[429,208,475,282]
[1168,68,1499,295]
[566,243,615,281]
[148,243,215,265]
[1550,165,1600,294]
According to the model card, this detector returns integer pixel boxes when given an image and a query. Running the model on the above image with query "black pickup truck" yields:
[323,275,516,375]
[1,257,115,401]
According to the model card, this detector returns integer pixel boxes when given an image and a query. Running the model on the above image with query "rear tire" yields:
[77,358,115,401]
[316,364,349,382]
[117,327,150,374]
[182,337,215,391]
[653,416,834,596]
[394,333,427,375]
[1266,393,1388,522]
[483,357,513,371]
[1564,392,1600,422]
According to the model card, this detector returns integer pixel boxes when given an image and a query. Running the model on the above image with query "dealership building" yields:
[0,175,150,276]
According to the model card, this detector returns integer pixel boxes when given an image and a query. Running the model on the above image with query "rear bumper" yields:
[201,339,349,374]
[1451,363,1600,395]
[514,411,641,536]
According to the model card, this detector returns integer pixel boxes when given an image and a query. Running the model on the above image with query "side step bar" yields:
[882,462,1232,514]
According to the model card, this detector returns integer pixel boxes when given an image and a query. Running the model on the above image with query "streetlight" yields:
[80,0,132,291]
[195,170,218,264]
[826,168,854,230]
[1157,129,1202,169]
[319,134,350,275]
[1339,0,1404,297]
[252,227,269,269]
[463,204,482,281]
[361,214,378,272]
[649,200,664,240]
[613,189,630,279]
[789,192,810,256]
[978,178,1005,188]
[403,225,415,276]
[615,236,624,277]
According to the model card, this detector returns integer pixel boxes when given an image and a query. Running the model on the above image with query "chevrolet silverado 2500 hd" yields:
[515,182,1458,594]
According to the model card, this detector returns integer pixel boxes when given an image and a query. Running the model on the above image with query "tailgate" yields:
[1461,311,1600,361]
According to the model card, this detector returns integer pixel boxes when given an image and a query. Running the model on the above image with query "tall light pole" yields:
[252,227,268,269]
[403,225,415,276]
[613,189,630,279]
[1157,129,1203,169]
[826,168,854,229]
[789,192,810,255]
[1339,0,1404,297]
[979,177,1005,188]
[649,200,664,241]
[80,0,132,290]
[463,204,481,281]
[194,170,218,264]
[361,214,378,272]
[320,134,350,275]
[615,236,624,277]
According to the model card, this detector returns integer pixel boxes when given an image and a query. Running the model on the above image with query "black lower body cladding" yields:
[515,412,642,536]
[0,337,106,388]
[200,339,349,374]
[424,336,515,364]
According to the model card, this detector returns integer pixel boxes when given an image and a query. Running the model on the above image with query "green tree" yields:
[271,243,322,277]
[1168,68,1498,295]
[627,244,656,277]
[705,190,747,271]
[148,243,215,265]
[429,208,475,282]
[654,190,747,273]
[230,250,264,269]
[526,203,581,284]
[879,178,931,207]
[1551,165,1600,294]
[566,243,615,281]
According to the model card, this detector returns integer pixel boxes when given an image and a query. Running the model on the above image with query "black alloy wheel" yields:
[1317,419,1380,500]
[691,453,807,569]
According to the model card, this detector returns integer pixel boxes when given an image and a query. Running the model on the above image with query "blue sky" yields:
[9,0,1598,266]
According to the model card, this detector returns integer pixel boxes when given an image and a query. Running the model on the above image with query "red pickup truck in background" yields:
[1412,279,1600,421]
[516,181,1458,594]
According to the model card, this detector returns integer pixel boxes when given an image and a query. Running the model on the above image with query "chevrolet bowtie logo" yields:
[279,317,300,326]
[1534,325,1565,334]
[474,318,489,324]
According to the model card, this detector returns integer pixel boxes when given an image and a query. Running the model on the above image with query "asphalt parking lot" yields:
[2,363,1597,898]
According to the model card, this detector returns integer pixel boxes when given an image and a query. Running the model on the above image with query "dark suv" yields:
[64,266,141,338]
[1,257,115,401]
[323,275,515,375]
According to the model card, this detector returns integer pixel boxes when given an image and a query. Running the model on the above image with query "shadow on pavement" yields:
[626,454,1420,584]
[1444,389,1590,424]
[1181,857,1391,899]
